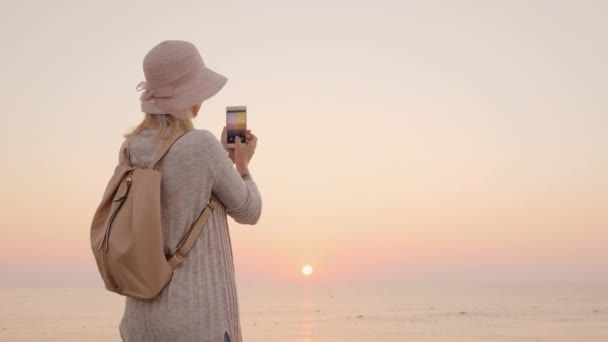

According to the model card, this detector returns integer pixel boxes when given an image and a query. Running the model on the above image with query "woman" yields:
[117,40,262,342]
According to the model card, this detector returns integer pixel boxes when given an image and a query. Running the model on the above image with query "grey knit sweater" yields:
[117,127,262,342]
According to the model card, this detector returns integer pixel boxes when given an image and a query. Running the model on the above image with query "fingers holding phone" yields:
[234,131,257,169]
[226,105,257,173]
[245,129,252,143]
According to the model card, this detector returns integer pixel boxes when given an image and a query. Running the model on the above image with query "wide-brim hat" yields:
[136,40,228,120]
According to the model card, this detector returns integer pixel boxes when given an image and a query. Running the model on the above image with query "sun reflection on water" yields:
[291,296,319,342]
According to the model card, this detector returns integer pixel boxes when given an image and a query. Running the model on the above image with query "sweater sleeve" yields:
[201,131,262,225]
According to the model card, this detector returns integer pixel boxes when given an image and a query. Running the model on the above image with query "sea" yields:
[1,282,607,341]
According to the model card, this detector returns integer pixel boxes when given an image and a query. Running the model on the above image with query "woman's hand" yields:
[234,131,257,175]
[221,127,253,164]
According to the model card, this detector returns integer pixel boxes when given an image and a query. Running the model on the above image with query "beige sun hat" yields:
[136,40,228,119]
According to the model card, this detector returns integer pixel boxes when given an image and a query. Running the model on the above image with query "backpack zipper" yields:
[102,241,120,291]
[100,172,134,292]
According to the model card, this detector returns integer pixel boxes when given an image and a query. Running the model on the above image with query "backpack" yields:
[90,130,217,299]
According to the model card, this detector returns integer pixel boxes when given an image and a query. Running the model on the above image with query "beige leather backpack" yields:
[90,130,216,299]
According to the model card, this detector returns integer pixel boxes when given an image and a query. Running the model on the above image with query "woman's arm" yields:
[204,131,262,225]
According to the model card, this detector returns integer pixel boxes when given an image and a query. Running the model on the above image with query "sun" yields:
[301,265,313,276]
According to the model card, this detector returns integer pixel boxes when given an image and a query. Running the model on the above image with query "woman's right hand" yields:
[234,131,257,173]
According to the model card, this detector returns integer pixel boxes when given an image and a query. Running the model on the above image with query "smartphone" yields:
[226,106,247,148]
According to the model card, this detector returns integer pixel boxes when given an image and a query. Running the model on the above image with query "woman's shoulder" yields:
[177,129,225,159]
[181,129,221,147]
[117,129,222,162]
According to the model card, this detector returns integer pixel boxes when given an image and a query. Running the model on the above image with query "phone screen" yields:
[227,106,247,146]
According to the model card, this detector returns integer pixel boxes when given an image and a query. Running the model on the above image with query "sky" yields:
[0,0,606,287]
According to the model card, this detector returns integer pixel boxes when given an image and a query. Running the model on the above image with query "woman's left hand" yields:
[221,127,252,164]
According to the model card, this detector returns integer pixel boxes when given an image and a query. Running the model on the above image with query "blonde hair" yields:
[124,113,194,141]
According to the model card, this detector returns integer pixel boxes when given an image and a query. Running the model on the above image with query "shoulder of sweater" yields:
[184,129,217,140]
[179,129,226,159]
[183,129,219,145]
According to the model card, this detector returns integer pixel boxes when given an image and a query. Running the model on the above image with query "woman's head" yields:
[126,40,227,138]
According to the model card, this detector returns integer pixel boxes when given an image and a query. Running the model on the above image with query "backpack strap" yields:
[167,196,218,269]
[122,146,148,169]
[148,130,189,170]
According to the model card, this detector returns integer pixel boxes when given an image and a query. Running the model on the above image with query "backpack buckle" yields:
[168,250,185,268]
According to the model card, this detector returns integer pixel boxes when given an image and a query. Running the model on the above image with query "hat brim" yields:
[141,66,228,119]
[191,67,229,105]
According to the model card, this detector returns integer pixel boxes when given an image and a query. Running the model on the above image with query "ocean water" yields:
[0,283,607,341]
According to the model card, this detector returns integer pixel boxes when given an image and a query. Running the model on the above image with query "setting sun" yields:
[301,265,313,276]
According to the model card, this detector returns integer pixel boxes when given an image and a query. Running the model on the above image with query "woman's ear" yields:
[191,103,202,117]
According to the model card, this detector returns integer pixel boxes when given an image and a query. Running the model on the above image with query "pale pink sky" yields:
[0,1,607,287]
